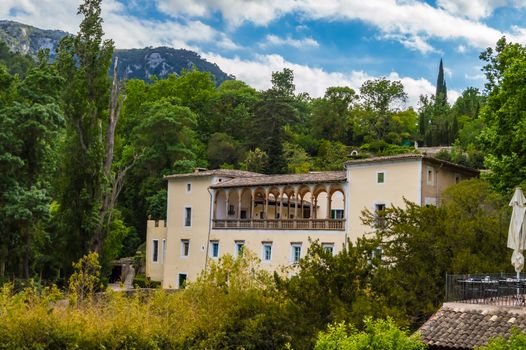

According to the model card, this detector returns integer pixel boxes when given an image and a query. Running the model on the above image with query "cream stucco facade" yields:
[146,154,478,288]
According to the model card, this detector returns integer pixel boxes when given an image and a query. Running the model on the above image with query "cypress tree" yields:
[435,59,448,106]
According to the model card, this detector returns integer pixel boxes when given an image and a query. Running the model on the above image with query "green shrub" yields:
[478,329,526,349]
[133,274,161,288]
[314,317,426,350]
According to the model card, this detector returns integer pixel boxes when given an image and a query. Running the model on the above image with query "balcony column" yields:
[237,189,242,219]
[309,185,315,226]
[225,189,230,218]
[294,187,299,219]
[278,187,284,220]
[264,187,270,220]
[236,188,242,228]
[287,191,291,219]
[250,188,255,219]
[301,193,305,218]
[326,185,332,219]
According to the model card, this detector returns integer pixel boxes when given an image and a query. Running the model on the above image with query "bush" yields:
[314,318,426,350]
[479,329,526,349]
[133,274,161,288]
[0,253,296,349]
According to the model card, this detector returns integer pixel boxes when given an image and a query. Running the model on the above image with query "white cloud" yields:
[261,34,319,48]
[156,0,297,27]
[202,52,460,106]
[381,34,438,54]
[436,0,508,20]
[465,73,485,80]
[456,44,466,53]
[0,0,239,50]
[156,0,526,50]
[444,67,453,78]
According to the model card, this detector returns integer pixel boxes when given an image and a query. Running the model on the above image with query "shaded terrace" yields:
[210,171,347,230]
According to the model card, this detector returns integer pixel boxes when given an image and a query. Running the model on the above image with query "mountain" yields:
[0,20,67,60]
[114,47,233,84]
[0,20,234,85]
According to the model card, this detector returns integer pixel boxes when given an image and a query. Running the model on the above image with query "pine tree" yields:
[435,59,448,106]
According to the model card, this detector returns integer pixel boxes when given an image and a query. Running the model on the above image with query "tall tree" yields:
[359,78,408,142]
[310,86,357,143]
[55,0,115,271]
[0,53,64,278]
[251,69,298,173]
[479,37,526,192]
[435,58,448,106]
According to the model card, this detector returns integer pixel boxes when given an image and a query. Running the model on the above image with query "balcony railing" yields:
[212,219,345,231]
[446,273,526,307]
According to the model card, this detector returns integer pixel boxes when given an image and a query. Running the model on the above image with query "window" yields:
[262,243,272,262]
[235,241,245,257]
[178,273,187,289]
[186,183,192,192]
[372,246,383,260]
[228,205,235,216]
[152,239,159,262]
[322,243,334,255]
[162,239,166,263]
[210,241,219,258]
[184,207,192,227]
[291,243,302,263]
[181,239,190,257]
[375,203,386,229]
[377,171,385,183]
[427,166,435,186]
[425,197,437,206]
[240,210,247,219]
[331,209,344,219]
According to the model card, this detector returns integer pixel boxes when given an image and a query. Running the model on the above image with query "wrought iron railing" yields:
[212,219,345,230]
[446,273,526,307]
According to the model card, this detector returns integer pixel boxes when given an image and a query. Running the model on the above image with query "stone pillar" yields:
[287,191,291,219]
[264,187,270,220]
[294,187,299,219]
[250,188,255,219]
[326,185,332,219]
[237,188,242,220]
[300,194,304,218]
[225,189,230,218]
[309,185,315,220]
[278,187,284,220]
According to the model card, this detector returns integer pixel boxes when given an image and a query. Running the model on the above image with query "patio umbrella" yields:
[508,188,526,274]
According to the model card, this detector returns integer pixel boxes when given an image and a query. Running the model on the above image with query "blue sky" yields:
[2,0,526,106]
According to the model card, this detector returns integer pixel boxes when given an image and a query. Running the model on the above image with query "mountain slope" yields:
[0,20,233,84]
[114,47,233,84]
[0,20,66,59]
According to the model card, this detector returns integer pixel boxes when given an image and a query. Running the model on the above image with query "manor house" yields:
[146,154,478,289]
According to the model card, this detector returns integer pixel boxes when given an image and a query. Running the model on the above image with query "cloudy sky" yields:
[2,0,526,106]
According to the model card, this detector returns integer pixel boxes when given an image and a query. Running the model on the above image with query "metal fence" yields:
[446,273,526,307]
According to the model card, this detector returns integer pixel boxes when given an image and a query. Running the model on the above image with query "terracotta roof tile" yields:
[164,169,263,180]
[210,171,346,188]
[418,303,526,349]
[345,153,479,175]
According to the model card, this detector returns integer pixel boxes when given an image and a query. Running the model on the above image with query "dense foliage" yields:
[275,179,509,346]
[0,253,297,350]
[479,330,526,349]
[314,318,426,350]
